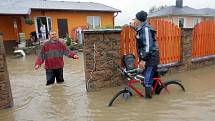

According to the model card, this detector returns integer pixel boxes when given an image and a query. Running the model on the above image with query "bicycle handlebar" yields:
[119,67,143,79]
[126,68,143,74]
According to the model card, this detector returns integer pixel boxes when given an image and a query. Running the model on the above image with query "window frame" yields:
[178,17,185,28]
[193,17,201,27]
[87,16,101,29]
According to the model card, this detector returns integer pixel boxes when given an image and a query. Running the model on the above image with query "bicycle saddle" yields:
[123,54,136,71]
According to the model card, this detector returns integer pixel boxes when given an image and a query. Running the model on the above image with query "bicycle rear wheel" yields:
[156,80,185,94]
[108,89,132,107]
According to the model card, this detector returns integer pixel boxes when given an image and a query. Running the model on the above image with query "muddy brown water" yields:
[0,53,215,121]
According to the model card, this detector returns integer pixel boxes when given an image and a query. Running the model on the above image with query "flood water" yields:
[1,53,215,121]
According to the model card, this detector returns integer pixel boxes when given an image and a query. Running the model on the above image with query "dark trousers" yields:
[46,68,64,85]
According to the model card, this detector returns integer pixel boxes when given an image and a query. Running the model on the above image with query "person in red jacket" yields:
[35,30,79,85]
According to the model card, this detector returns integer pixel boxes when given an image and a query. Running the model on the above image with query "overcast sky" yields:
[59,0,215,25]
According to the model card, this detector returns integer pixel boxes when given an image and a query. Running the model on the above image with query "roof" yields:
[148,6,215,18]
[0,0,121,15]
[199,8,215,16]
[0,1,31,15]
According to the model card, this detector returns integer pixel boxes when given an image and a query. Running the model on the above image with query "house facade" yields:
[148,0,215,28]
[0,0,120,53]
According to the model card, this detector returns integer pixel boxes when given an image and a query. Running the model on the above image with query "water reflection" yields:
[45,85,68,120]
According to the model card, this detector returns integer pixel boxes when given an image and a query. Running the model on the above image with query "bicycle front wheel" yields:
[108,89,132,107]
[156,80,185,94]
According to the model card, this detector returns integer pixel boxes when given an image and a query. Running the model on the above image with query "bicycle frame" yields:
[124,69,170,97]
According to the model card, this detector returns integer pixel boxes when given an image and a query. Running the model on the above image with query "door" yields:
[35,17,48,39]
[57,19,68,38]
[47,17,52,33]
[35,17,52,39]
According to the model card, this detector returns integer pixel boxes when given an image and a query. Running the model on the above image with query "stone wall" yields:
[83,30,122,91]
[3,40,17,55]
[0,33,13,109]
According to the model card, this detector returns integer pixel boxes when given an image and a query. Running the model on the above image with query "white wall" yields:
[154,16,214,28]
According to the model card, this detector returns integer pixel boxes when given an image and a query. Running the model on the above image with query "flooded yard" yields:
[0,53,215,121]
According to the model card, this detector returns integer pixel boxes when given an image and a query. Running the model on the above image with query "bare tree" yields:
[149,5,168,13]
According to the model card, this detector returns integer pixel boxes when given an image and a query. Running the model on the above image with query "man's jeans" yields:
[142,66,156,88]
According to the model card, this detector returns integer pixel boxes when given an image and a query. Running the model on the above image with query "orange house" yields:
[0,0,120,53]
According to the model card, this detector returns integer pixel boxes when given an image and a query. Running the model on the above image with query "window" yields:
[205,18,209,21]
[178,18,184,28]
[193,18,201,27]
[87,16,101,29]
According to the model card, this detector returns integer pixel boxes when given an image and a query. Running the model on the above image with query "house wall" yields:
[0,11,114,40]
[185,16,194,28]
[150,16,214,28]
[0,11,114,53]
[0,16,20,54]
[0,16,16,41]
[21,11,114,39]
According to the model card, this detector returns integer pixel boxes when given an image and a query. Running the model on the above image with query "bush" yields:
[65,35,72,46]
[69,44,75,51]
[25,18,34,25]
[115,26,123,29]
[76,44,83,49]
[105,24,113,29]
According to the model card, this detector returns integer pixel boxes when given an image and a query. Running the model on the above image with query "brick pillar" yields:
[0,33,13,109]
[181,28,193,71]
[83,30,122,91]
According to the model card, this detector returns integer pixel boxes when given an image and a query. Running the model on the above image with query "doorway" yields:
[35,17,52,39]
[57,19,68,38]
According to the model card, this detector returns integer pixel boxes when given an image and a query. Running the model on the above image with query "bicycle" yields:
[108,54,185,107]
[26,31,40,46]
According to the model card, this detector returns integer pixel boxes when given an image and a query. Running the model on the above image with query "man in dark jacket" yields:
[131,11,159,98]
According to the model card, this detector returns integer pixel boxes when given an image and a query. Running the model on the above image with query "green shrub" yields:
[115,26,123,29]
[69,44,75,51]
[25,18,34,25]
[76,44,83,49]
[105,24,113,29]
[65,35,72,46]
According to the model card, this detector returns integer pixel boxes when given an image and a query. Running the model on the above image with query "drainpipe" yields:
[113,12,119,29]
